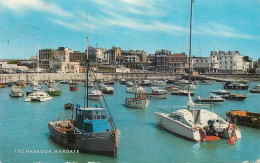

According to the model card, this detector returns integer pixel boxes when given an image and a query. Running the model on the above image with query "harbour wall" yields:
[0,73,259,83]
[0,72,182,83]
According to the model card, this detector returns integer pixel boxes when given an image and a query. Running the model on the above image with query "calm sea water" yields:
[0,81,259,163]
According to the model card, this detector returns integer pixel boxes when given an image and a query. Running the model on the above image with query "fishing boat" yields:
[49,16,119,156]
[125,93,150,109]
[46,87,62,96]
[25,91,52,102]
[148,87,168,99]
[155,0,241,142]
[141,80,151,86]
[64,103,73,109]
[69,82,78,91]
[126,81,133,87]
[171,90,194,96]
[126,86,146,93]
[102,86,114,94]
[9,86,24,97]
[151,80,166,86]
[119,78,127,84]
[211,90,230,95]
[194,94,225,104]
[250,85,260,93]
[226,110,260,129]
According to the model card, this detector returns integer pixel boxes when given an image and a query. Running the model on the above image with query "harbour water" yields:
[0,81,259,162]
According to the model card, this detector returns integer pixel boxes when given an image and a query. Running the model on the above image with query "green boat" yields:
[46,87,62,96]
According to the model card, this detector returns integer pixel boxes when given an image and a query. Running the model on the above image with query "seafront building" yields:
[191,56,211,73]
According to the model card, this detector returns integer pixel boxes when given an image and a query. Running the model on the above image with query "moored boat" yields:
[194,95,225,104]
[126,86,146,93]
[119,78,126,84]
[211,90,230,95]
[126,81,133,87]
[9,86,24,97]
[224,82,249,90]
[222,94,247,101]
[171,90,194,96]
[25,91,52,102]
[250,85,260,93]
[148,88,168,99]
[0,83,8,88]
[125,93,150,109]
[16,80,26,87]
[69,83,78,91]
[165,86,179,92]
[151,80,166,86]
[141,80,151,86]
[226,110,260,129]
[60,80,69,84]
[88,90,103,100]
[102,86,114,94]
[64,103,73,109]
[46,87,62,96]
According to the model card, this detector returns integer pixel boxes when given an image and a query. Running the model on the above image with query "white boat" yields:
[126,87,146,93]
[175,79,189,85]
[30,80,38,86]
[148,88,168,99]
[25,91,52,102]
[125,93,150,109]
[119,78,127,84]
[141,80,151,86]
[60,80,69,84]
[48,80,57,88]
[155,106,241,142]
[126,81,133,87]
[211,90,230,95]
[151,80,166,86]
[155,0,241,142]
[182,84,197,90]
[102,86,114,94]
[194,94,225,104]
[85,80,94,88]
[9,86,24,97]
[165,86,179,92]
[88,90,103,100]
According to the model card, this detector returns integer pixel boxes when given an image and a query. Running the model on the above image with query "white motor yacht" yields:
[88,90,103,100]
[25,91,52,102]
[194,94,225,104]
[151,80,166,86]
[141,80,151,86]
[126,81,133,87]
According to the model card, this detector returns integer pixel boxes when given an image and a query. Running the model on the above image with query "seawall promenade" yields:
[0,72,259,83]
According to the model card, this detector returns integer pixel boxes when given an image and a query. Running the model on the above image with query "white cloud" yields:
[0,0,74,18]
[49,18,82,31]
[200,22,259,39]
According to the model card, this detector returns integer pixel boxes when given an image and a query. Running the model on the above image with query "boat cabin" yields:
[76,107,111,133]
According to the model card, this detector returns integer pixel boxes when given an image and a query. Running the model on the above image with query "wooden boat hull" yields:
[47,90,62,96]
[70,87,78,91]
[48,121,118,156]
[125,98,150,109]
[226,110,260,129]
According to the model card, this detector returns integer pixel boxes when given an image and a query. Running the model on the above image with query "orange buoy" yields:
[229,138,236,144]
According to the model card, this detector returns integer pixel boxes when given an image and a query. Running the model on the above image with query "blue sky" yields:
[0,0,259,60]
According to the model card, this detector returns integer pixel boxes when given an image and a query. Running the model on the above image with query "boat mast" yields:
[236,60,238,95]
[84,12,90,108]
[187,0,193,109]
